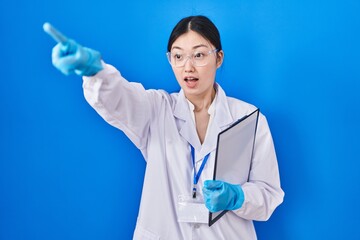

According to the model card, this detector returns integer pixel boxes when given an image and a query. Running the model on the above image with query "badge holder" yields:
[177,194,208,224]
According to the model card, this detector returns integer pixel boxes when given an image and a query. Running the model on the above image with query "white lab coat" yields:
[83,63,284,240]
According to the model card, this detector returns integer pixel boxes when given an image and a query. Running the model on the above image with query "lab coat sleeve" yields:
[233,113,284,221]
[82,62,153,150]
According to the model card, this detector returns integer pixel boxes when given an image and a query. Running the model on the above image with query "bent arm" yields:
[234,114,284,221]
[82,62,152,150]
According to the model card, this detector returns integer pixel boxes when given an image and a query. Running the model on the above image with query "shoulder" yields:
[226,96,257,113]
[144,89,181,111]
[216,84,258,118]
[225,97,273,141]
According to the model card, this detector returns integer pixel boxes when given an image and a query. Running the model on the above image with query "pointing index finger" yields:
[43,22,68,44]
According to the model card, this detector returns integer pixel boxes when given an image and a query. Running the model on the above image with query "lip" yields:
[184,76,199,88]
[184,76,199,81]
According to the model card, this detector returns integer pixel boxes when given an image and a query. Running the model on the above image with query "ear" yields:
[216,50,224,69]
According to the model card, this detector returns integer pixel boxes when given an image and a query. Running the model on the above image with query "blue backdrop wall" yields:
[1,0,359,239]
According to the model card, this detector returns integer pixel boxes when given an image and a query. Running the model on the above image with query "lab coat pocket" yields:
[133,224,160,240]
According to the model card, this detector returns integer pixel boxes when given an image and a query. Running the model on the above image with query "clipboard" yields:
[208,109,259,226]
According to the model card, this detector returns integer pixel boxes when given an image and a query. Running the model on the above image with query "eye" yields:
[173,53,183,61]
[193,52,205,59]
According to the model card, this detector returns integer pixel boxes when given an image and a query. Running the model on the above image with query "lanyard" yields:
[190,145,210,199]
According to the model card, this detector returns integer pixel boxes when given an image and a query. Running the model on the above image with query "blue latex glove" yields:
[43,22,103,76]
[202,180,245,213]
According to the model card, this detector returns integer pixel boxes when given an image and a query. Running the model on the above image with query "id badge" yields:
[177,194,208,223]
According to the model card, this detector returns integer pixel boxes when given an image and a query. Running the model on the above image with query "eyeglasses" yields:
[166,49,218,68]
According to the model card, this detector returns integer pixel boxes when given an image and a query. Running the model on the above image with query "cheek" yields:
[172,68,183,83]
[201,66,217,81]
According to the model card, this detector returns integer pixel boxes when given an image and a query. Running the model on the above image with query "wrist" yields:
[232,185,245,210]
[75,47,103,76]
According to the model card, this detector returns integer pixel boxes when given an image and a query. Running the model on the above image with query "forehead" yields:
[171,30,212,50]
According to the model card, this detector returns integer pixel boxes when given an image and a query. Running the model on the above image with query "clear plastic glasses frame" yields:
[166,49,218,68]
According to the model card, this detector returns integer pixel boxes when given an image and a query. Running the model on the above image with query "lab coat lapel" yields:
[200,84,234,159]
[173,90,201,150]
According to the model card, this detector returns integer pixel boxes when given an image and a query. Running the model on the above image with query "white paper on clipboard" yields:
[208,109,259,226]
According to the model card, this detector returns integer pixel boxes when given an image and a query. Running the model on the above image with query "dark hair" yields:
[167,15,222,52]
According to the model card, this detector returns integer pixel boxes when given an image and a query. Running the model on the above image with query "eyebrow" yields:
[171,44,210,51]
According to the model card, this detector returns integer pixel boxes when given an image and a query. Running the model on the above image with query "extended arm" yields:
[44,23,154,150]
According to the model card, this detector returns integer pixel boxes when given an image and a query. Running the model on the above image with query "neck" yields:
[187,87,216,112]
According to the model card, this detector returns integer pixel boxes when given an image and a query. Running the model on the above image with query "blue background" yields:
[1,0,360,239]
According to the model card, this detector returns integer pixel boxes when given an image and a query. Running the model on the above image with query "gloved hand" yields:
[202,180,245,213]
[43,22,103,76]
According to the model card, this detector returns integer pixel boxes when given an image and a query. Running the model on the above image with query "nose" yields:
[184,56,195,72]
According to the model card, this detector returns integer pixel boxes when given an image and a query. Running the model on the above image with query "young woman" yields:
[45,15,284,240]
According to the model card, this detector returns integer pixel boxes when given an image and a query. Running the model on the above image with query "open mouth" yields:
[184,77,199,88]
[184,77,199,82]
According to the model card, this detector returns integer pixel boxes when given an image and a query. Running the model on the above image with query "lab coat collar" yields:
[173,83,234,162]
